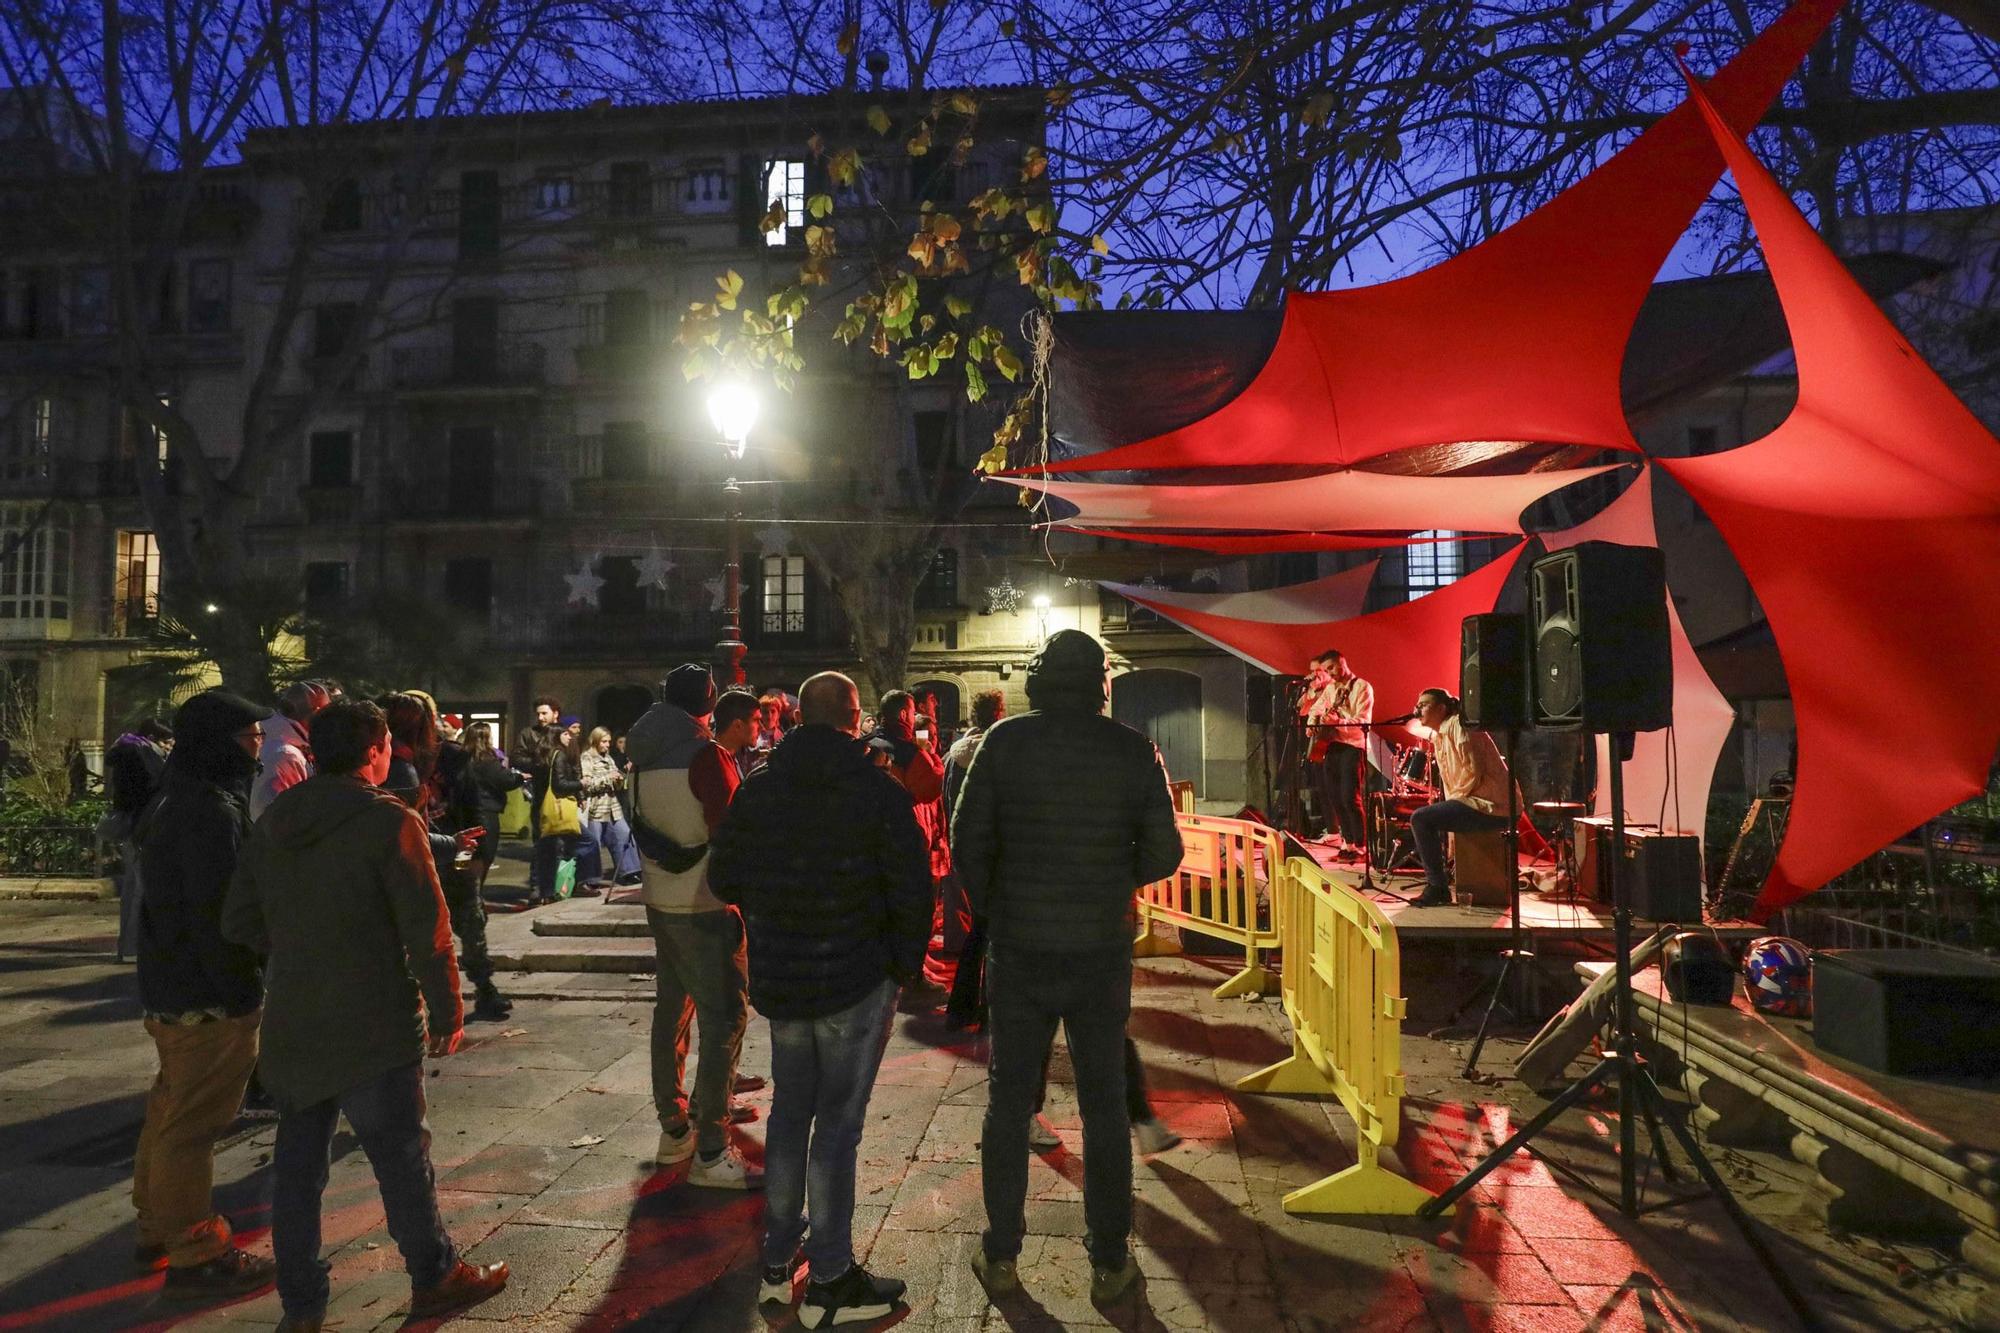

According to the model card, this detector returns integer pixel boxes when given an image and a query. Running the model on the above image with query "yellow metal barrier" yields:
[1234,855,1444,1216]
[1132,814,1281,1000]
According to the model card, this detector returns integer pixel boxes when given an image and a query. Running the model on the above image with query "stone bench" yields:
[1576,959,2000,1326]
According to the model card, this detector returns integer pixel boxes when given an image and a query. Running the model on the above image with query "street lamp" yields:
[1031,592,1051,644]
[706,380,760,687]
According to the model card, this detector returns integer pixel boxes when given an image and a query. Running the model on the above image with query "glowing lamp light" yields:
[203,602,219,614]
[1031,594,1051,612]
[706,380,760,459]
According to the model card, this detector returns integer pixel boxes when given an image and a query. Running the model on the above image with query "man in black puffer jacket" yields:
[709,671,929,1329]
[951,629,1182,1306]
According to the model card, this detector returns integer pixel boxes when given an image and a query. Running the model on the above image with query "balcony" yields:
[497,606,727,658]
[383,484,542,524]
[388,341,546,394]
[574,339,669,381]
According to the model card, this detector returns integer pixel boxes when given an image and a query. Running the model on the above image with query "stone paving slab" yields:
[0,901,1986,1331]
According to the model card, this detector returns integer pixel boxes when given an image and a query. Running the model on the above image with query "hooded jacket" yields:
[249,710,312,819]
[709,724,931,1020]
[105,733,167,821]
[951,630,1183,953]
[626,702,736,912]
[223,773,461,1112]
[135,691,266,1017]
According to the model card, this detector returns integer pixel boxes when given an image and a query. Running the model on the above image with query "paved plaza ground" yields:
[0,894,1982,1332]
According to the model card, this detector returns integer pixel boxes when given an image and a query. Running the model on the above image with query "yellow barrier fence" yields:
[1234,855,1444,1216]
[1132,814,1282,1000]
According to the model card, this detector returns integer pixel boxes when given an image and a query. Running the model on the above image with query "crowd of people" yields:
[117,627,1189,1329]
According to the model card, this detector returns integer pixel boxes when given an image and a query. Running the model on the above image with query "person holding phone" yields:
[867,691,950,1012]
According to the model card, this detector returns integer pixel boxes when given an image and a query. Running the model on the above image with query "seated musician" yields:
[1408,687,1510,907]
[1302,649,1372,858]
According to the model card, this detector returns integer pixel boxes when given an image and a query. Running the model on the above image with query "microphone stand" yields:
[1333,716,1420,902]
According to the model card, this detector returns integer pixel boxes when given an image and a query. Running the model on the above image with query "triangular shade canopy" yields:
[1024,465,1623,535]
[1012,0,1843,476]
[1064,528,1479,555]
[1660,67,2000,918]
[1116,545,1528,748]
[1542,470,1737,854]
[1102,559,1377,626]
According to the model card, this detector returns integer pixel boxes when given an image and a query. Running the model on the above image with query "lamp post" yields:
[1031,592,1051,646]
[706,380,760,687]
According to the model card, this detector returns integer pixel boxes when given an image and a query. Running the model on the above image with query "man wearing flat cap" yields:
[625,663,758,1188]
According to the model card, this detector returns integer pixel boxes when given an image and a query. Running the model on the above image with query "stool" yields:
[1451,829,1510,906]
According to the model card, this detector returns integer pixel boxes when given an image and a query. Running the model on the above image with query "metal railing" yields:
[1133,812,1281,999]
[388,341,546,391]
[0,823,105,878]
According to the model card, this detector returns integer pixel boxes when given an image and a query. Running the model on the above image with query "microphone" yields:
[1375,711,1419,725]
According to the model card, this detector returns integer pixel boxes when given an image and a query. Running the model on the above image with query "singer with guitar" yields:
[1300,649,1373,857]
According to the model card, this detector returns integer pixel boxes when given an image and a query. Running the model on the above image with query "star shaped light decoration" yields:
[753,525,790,557]
[564,558,606,608]
[702,573,727,612]
[636,545,675,590]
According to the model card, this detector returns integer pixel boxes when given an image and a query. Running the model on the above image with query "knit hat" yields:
[662,663,719,718]
[1025,629,1110,714]
[168,689,267,787]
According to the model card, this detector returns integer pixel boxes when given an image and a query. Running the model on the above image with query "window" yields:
[70,266,109,334]
[959,158,995,199]
[0,502,71,626]
[3,397,53,482]
[536,175,574,211]
[598,556,646,615]
[451,296,499,380]
[303,561,349,614]
[909,154,958,204]
[322,178,363,233]
[914,410,956,476]
[762,158,806,246]
[444,558,493,618]
[1405,531,1464,600]
[115,531,160,631]
[760,554,807,634]
[1685,425,1721,456]
[306,431,354,488]
[683,164,730,214]
[602,422,651,480]
[604,289,651,346]
[608,161,649,218]
[22,267,55,338]
[448,426,496,514]
[187,259,230,333]
[459,170,501,256]
[1275,552,1319,584]
[313,302,357,359]
[916,548,959,610]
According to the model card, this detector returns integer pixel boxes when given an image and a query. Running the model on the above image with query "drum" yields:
[1394,745,1435,796]
[1369,790,1429,868]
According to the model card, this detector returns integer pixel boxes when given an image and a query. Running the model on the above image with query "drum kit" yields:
[1367,743,1437,869]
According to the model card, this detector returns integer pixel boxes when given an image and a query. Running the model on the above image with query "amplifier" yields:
[1620,829,1702,922]
[1572,815,1658,901]
[1814,949,2000,1076]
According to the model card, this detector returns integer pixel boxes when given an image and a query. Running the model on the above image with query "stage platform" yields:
[1296,840,1764,944]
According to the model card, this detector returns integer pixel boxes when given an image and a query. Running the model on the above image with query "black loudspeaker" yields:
[1246,673,1272,726]
[1620,829,1702,922]
[1529,542,1673,732]
[1460,613,1529,730]
[1813,950,2000,1076]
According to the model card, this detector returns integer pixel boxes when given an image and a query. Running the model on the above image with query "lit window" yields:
[760,554,806,634]
[1406,531,1463,601]
[762,159,806,246]
[537,176,574,211]
[0,502,71,626]
[116,530,160,630]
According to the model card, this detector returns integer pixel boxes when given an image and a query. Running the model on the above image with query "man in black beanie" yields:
[130,689,276,1299]
[952,630,1182,1307]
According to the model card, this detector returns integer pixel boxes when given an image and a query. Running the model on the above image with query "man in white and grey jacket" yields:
[249,682,330,820]
[625,663,758,1189]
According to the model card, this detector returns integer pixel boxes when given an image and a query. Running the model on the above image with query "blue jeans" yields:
[983,942,1133,1269]
[762,977,898,1280]
[272,1061,455,1319]
[587,816,640,880]
[1410,798,1510,893]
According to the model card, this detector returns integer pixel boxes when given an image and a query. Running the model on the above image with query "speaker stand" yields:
[1460,729,1532,1075]
[1419,743,1821,1333]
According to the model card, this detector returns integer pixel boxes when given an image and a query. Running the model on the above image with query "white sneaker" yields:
[758,1249,803,1306]
[1134,1116,1182,1155]
[688,1145,765,1189]
[1028,1114,1061,1151]
[656,1126,694,1165]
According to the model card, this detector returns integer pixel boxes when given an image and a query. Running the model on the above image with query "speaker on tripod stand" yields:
[1422,540,1819,1331]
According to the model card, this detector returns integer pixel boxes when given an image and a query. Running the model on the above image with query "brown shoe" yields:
[409,1260,509,1319]
[161,1247,276,1301]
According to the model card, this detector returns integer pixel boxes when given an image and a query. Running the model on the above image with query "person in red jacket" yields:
[868,690,948,1011]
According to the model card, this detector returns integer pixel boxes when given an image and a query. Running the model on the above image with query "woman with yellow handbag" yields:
[532,731,586,905]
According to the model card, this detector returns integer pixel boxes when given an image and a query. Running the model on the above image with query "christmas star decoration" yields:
[564,559,605,608]
[636,545,675,590]
[754,525,790,556]
[702,573,727,612]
